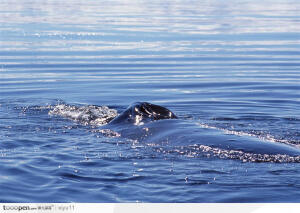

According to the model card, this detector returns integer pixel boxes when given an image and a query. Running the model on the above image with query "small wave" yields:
[91,129,121,138]
[59,171,144,183]
[48,104,118,126]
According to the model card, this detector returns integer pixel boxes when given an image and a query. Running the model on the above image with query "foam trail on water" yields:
[157,144,300,163]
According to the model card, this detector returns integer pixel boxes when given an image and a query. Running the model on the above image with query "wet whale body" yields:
[49,101,300,162]
[109,102,177,125]
[106,102,300,160]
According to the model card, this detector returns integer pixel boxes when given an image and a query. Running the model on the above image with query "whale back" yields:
[109,102,177,125]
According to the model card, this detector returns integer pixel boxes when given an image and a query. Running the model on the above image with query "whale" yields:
[49,101,300,162]
[109,102,177,125]
[105,102,300,160]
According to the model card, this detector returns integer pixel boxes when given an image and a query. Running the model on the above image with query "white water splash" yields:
[49,104,118,126]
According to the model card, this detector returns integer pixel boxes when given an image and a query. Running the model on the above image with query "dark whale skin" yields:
[109,102,177,125]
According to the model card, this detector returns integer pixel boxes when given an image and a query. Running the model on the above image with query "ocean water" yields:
[1,0,300,202]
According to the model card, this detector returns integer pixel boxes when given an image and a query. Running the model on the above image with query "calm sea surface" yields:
[1,0,300,202]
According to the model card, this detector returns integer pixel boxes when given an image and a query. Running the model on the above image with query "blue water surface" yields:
[1,0,300,202]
